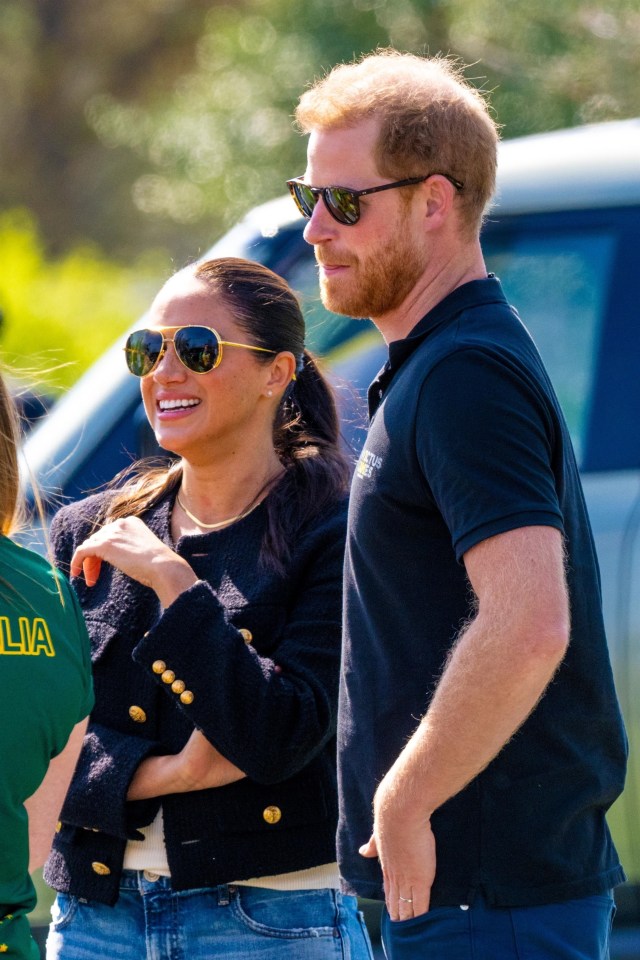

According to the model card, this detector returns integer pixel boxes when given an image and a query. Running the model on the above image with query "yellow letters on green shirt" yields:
[0,616,55,656]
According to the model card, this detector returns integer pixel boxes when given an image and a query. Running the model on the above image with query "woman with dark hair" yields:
[44,258,372,959]
[0,369,93,960]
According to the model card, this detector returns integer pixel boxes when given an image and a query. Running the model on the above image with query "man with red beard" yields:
[287,50,627,960]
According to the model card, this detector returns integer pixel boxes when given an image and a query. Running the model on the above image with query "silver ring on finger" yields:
[398,896,413,903]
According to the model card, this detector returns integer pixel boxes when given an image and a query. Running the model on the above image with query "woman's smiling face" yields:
[140,269,275,463]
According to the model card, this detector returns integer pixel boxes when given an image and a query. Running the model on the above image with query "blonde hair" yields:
[295,49,500,235]
[0,369,22,535]
[0,369,68,608]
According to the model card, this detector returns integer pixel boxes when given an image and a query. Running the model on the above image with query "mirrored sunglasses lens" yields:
[326,187,359,224]
[125,330,162,377]
[292,182,317,219]
[174,327,220,373]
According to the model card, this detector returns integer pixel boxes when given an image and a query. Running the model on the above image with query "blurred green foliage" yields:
[0,209,167,391]
[0,0,639,383]
[1,0,639,265]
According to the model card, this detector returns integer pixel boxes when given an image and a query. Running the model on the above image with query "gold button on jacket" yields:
[161,669,176,684]
[171,679,186,694]
[180,690,194,705]
[152,660,166,674]
[238,628,253,644]
[91,861,111,876]
[128,705,147,723]
[262,805,282,825]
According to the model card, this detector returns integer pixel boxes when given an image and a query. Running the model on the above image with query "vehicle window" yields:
[483,229,616,466]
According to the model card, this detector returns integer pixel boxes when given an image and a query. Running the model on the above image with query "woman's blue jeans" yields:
[46,870,374,960]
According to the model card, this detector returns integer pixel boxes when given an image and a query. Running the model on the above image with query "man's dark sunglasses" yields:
[124,325,276,377]
[286,172,464,226]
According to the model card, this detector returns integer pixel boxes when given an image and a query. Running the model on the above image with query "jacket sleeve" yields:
[132,504,347,785]
[58,722,160,838]
[50,502,161,838]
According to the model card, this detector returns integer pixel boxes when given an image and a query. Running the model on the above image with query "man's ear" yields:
[423,175,457,227]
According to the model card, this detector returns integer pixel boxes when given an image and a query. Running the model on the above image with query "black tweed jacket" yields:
[44,488,347,905]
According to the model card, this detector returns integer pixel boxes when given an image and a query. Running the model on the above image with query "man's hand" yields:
[360,772,435,921]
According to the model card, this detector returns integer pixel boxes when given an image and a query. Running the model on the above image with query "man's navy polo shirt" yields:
[337,276,627,907]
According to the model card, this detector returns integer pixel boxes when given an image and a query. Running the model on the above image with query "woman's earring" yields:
[267,390,273,397]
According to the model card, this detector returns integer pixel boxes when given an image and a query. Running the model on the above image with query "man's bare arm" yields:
[25,717,88,872]
[362,525,569,919]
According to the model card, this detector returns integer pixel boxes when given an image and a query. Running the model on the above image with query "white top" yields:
[123,808,340,890]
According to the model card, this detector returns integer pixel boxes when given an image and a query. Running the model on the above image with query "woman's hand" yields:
[70,516,198,607]
[127,729,247,800]
[175,729,247,791]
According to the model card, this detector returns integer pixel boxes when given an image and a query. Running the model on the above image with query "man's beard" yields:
[317,234,426,320]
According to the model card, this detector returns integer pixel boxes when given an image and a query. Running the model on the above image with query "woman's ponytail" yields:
[264,349,350,571]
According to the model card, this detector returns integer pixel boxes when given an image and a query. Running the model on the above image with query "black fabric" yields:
[43,489,347,905]
[338,276,627,906]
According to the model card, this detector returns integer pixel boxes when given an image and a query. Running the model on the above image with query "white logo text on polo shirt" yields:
[356,448,383,480]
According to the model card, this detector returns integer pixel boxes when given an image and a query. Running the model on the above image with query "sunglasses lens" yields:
[125,329,162,377]
[174,326,220,373]
[289,181,317,219]
[326,187,359,225]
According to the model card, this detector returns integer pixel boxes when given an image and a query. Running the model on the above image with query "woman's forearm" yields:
[127,730,246,800]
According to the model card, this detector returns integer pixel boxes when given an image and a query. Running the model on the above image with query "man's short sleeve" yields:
[415,348,564,560]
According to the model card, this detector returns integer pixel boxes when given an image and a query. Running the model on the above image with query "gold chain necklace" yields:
[176,493,263,531]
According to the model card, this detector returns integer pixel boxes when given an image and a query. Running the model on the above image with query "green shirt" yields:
[0,535,93,957]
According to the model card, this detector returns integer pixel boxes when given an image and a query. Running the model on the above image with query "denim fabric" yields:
[46,871,373,960]
[381,892,616,960]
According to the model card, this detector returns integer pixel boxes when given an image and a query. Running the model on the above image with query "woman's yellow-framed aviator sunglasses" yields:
[124,325,278,378]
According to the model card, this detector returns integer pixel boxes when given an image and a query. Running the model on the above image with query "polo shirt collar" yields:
[368,275,507,417]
